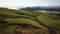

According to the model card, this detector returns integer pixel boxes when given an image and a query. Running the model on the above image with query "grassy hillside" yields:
[37,13,60,30]
[0,8,60,34]
[0,8,46,28]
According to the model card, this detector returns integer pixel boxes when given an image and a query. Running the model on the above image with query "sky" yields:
[0,0,60,9]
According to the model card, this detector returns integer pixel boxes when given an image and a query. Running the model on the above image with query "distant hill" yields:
[19,6,60,11]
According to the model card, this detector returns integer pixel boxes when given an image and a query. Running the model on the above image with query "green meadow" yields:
[0,8,60,34]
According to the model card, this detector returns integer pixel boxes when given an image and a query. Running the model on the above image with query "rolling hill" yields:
[0,8,60,34]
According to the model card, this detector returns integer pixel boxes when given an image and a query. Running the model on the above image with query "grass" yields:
[37,13,60,30]
[0,8,46,29]
[0,8,60,34]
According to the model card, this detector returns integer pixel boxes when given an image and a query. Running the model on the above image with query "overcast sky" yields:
[0,0,60,9]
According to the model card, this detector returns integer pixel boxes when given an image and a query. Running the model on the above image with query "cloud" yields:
[0,0,60,9]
